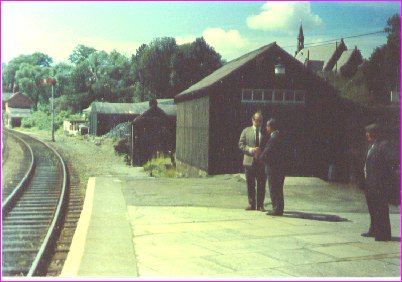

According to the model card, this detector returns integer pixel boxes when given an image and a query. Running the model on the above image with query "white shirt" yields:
[364,143,375,179]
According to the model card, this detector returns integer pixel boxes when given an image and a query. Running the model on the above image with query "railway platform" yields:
[61,172,400,278]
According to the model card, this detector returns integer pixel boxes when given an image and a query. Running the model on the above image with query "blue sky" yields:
[1,1,400,64]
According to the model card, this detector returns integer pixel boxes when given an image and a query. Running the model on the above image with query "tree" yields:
[385,14,400,49]
[15,63,51,109]
[131,44,152,101]
[2,52,53,92]
[363,13,400,104]
[171,37,222,94]
[131,37,223,101]
[69,44,97,65]
[53,62,74,97]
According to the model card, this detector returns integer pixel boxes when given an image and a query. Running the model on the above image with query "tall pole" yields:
[51,83,55,142]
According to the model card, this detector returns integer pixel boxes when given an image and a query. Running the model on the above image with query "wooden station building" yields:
[174,42,352,178]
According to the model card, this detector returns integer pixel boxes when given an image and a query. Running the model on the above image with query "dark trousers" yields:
[245,162,266,208]
[266,166,285,214]
[365,187,391,240]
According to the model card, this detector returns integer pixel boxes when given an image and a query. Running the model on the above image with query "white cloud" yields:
[247,2,323,32]
[202,28,254,61]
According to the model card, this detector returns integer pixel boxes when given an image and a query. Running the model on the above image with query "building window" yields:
[242,89,306,104]
[274,91,284,102]
[253,89,263,101]
[264,90,273,101]
[242,89,252,101]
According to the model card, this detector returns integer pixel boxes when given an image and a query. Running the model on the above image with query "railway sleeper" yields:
[15,203,55,208]
[7,206,56,212]
[2,242,43,250]
[23,191,60,195]
[2,266,30,277]
[3,214,53,220]
[8,211,54,216]
[2,233,44,240]
[1,224,47,230]
[2,220,51,226]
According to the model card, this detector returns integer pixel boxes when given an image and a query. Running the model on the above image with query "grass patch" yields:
[143,153,176,178]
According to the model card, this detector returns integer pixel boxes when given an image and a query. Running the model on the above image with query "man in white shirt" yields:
[239,112,267,211]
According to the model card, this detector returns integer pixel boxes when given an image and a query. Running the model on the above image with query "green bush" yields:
[143,153,176,178]
[22,111,52,130]
[21,109,83,131]
[21,116,34,128]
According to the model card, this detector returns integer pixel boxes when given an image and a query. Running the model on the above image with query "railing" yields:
[241,89,306,104]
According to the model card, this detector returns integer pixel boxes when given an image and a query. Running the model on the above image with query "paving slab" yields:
[61,175,400,278]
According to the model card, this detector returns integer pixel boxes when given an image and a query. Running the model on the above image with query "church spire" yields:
[297,22,304,54]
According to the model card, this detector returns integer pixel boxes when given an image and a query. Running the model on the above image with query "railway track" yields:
[2,129,69,277]
[2,131,35,205]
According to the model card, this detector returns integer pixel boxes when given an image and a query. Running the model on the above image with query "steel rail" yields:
[2,130,69,276]
[2,130,35,216]
[26,133,68,277]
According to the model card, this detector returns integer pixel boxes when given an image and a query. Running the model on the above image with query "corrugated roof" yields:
[176,43,276,99]
[91,102,139,114]
[7,108,32,118]
[91,99,176,116]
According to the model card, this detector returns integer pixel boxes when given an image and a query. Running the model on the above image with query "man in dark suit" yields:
[239,112,267,211]
[362,123,397,241]
[258,118,286,216]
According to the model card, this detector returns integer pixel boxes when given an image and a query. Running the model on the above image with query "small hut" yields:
[87,99,174,136]
[130,99,176,166]
[4,92,33,127]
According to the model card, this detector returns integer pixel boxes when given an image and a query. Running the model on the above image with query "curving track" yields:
[2,129,68,277]
[2,131,35,206]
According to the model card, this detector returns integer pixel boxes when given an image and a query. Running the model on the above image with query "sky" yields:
[1,1,400,64]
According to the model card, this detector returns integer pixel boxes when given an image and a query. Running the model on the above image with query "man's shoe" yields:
[245,206,256,211]
[375,236,391,242]
[361,232,375,238]
[266,211,283,216]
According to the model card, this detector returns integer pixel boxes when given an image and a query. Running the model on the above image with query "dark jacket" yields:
[258,130,285,170]
[365,139,399,201]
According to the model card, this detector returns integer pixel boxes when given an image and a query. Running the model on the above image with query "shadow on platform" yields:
[283,211,350,222]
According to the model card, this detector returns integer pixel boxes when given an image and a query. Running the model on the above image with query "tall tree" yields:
[69,44,97,65]
[131,37,223,101]
[15,63,51,109]
[171,37,222,94]
[363,13,400,104]
[2,52,53,92]
[53,62,74,97]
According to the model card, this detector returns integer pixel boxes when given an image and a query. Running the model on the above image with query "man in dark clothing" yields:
[258,118,286,216]
[239,112,267,211]
[362,123,397,241]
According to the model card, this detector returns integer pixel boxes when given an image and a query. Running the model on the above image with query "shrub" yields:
[21,109,83,131]
[143,153,176,178]
[22,111,52,130]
